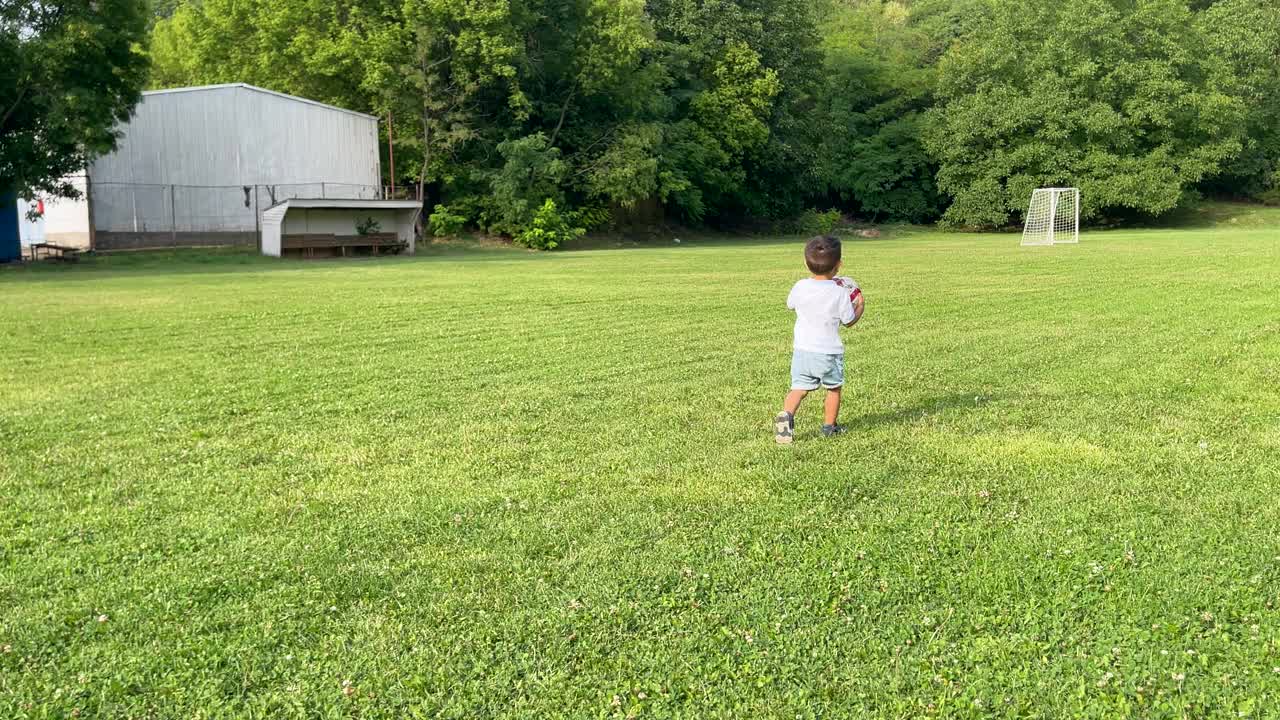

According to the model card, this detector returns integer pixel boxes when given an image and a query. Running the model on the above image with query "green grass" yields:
[3,214,1280,718]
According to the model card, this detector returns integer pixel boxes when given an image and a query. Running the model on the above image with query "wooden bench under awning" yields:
[281,232,406,257]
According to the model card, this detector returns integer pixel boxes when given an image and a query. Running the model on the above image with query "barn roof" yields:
[142,84,378,121]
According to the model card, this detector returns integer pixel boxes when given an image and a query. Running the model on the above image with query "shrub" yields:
[355,216,381,236]
[783,208,843,235]
[444,194,503,234]
[514,200,585,251]
[813,209,843,234]
[489,133,567,236]
[1258,173,1280,206]
[428,205,467,237]
[572,205,613,232]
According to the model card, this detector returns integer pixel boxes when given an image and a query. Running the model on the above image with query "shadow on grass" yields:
[1103,201,1280,231]
[849,393,992,431]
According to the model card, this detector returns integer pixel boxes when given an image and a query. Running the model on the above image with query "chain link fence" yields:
[90,182,406,250]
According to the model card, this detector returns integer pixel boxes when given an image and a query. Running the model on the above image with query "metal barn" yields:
[71,84,383,251]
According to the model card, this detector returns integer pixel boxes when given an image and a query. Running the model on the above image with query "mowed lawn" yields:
[3,214,1280,718]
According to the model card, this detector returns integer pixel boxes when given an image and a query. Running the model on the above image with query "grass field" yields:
[3,211,1280,718]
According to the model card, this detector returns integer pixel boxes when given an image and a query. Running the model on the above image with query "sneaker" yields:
[821,424,847,437]
[774,412,794,445]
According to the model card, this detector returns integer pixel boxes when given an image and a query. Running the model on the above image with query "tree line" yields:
[2,1,149,205]
[5,0,1278,242]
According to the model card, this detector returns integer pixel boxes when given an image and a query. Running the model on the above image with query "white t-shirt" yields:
[787,278,856,354]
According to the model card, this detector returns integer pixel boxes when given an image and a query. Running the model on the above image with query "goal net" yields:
[1021,188,1079,246]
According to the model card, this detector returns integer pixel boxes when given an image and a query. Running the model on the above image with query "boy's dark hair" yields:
[804,235,842,276]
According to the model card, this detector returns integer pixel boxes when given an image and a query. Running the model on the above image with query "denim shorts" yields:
[791,350,845,391]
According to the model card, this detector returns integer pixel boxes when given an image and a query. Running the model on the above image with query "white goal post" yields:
[1021,188,1079,246]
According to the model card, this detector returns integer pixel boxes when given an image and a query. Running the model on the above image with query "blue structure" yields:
[0,193,20,263]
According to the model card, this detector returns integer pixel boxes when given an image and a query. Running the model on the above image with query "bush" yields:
[514,200,585,251]
[443,194,503,234]
[489,133,567,236]
[572,205,613,232]
[428,205,467,237]
[355,216,382,236]
[1258,173,1280,206]
[813,209,843,234]
[783,208,843,235]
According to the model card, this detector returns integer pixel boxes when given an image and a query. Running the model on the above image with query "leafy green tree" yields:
[732,0,826,221]
[1,0,150,199]
[907,0,994,64]
[646,0,822,223]
[515,0,669,211]
[1197,0,1280,201]
[149,0,829,230]
[361,0,527,205]
[150,0,184,23]
[150,0,380,111]
[153,0,534,206]
[487,133,568,234]
[520,0,653,149]
[818,0,944,222]
[437,0,825,227]
[926,0,1246,228]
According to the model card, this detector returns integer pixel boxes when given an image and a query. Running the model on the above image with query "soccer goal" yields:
[1021,188,1079,246]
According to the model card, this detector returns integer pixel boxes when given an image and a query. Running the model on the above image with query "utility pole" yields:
[388,111,396,198]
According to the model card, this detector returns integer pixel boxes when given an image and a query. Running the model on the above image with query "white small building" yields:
[260,199,422,258]
[47,84,386,251]
[13,178,92,251]
[17,198,45,247]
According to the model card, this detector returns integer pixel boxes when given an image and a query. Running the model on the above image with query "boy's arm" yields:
[840,293,859,327]
[786,284,798,310]
[844,296,865,327]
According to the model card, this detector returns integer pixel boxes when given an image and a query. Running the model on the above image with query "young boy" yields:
[774,235,863,444]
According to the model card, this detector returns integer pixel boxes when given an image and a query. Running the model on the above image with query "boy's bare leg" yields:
[784,389,808,415]
[824,387,842,426]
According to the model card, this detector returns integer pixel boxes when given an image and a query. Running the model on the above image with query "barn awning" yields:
[260,199,422,257]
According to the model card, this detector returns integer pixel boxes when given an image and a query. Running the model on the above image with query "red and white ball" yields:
[833,276,865,324]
